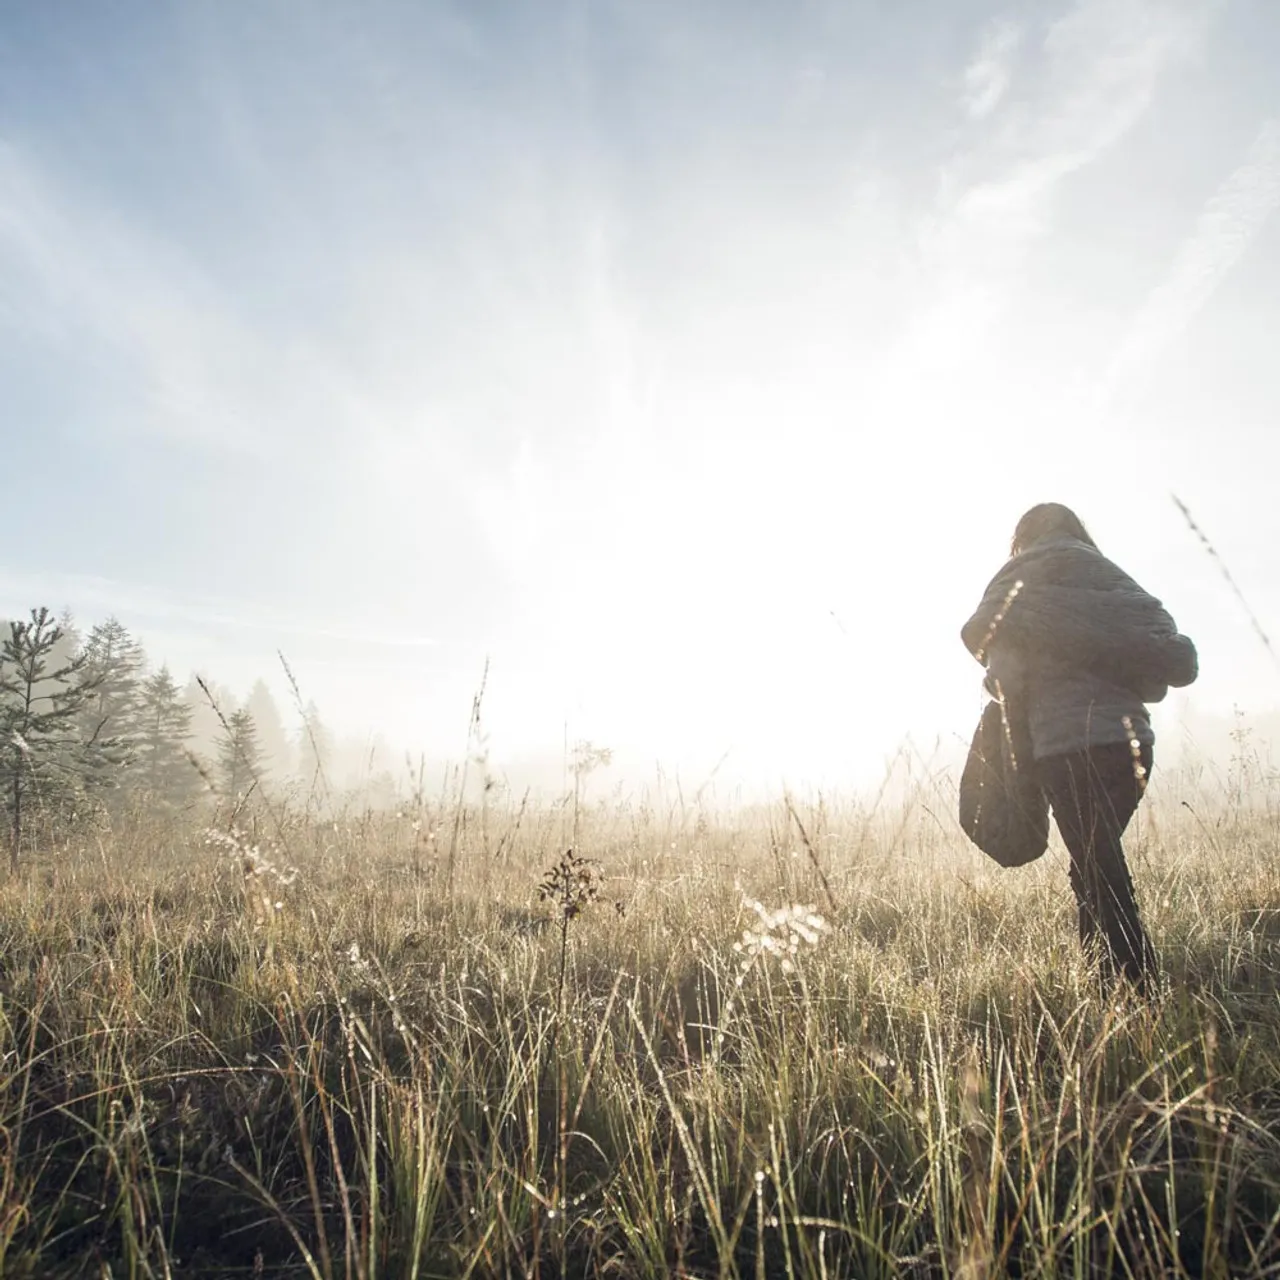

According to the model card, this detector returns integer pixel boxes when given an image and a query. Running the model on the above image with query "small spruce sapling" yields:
[0,607,105,869]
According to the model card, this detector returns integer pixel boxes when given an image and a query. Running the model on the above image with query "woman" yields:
[961,503,1198,992]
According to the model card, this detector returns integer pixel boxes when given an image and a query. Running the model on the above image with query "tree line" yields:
[0,607,335,869]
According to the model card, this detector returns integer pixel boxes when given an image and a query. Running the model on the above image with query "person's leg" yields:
[1040,744,1154,991]
[1091,743,1156,987]
[1040,751,1112,975]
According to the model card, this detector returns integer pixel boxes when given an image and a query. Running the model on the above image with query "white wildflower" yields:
[733,899,828,975]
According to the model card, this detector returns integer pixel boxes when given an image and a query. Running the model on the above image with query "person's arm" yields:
[961,563,1023,662]
[1163,633,1199,687]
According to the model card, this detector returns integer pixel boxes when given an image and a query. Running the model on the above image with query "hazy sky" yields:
[1,0,1278,790]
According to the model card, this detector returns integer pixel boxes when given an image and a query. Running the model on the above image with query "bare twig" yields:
[1173,493,1277,669]
[277,650,332,810]
[446,657,489,895]
[783,791,838,917]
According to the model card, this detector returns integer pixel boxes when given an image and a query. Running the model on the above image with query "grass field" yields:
[1,762,1278,1278]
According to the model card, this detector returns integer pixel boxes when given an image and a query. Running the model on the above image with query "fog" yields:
[1,1,1278,801]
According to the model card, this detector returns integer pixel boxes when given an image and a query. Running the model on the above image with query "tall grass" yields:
[0,767,1278,1277]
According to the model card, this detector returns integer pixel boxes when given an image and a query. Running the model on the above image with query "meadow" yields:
[1,752,1278,1279]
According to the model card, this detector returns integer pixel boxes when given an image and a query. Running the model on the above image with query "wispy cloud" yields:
[961,19,1020,119]
[0,140,361,459]
[904,0,1204,368]
[1110,118,1280,382]
[953,0,1200,236]
[0,565,437,650]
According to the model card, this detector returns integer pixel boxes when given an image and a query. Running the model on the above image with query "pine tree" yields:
[0,608,103,869]
[76,617,146,797]
[296,699,333,804]
[246,680,291,782]
[184,675,237,764]
[136,665,203,810]
[53,611,82,669]
[216,707,264,800]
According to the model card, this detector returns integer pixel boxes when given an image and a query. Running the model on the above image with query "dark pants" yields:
[1038,742,1156,992]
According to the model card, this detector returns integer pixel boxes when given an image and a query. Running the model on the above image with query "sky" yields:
[1,0,1278,794]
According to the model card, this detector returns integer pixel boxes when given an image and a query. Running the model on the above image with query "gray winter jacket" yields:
[961,537,1198,760]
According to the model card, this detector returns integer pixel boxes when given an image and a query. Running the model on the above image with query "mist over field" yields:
[1,0,1278,793]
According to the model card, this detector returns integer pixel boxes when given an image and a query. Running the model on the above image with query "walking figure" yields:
[962,504,1198,993]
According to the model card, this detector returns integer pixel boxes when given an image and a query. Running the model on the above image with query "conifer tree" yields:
[216,707,263,800]
[53,610,82,670]
[0,608,102,869]
[184,675,236,764]
[296,699,333,804]
[136,665,203,810]
[246,680,291,781]
[76,617,146,795]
